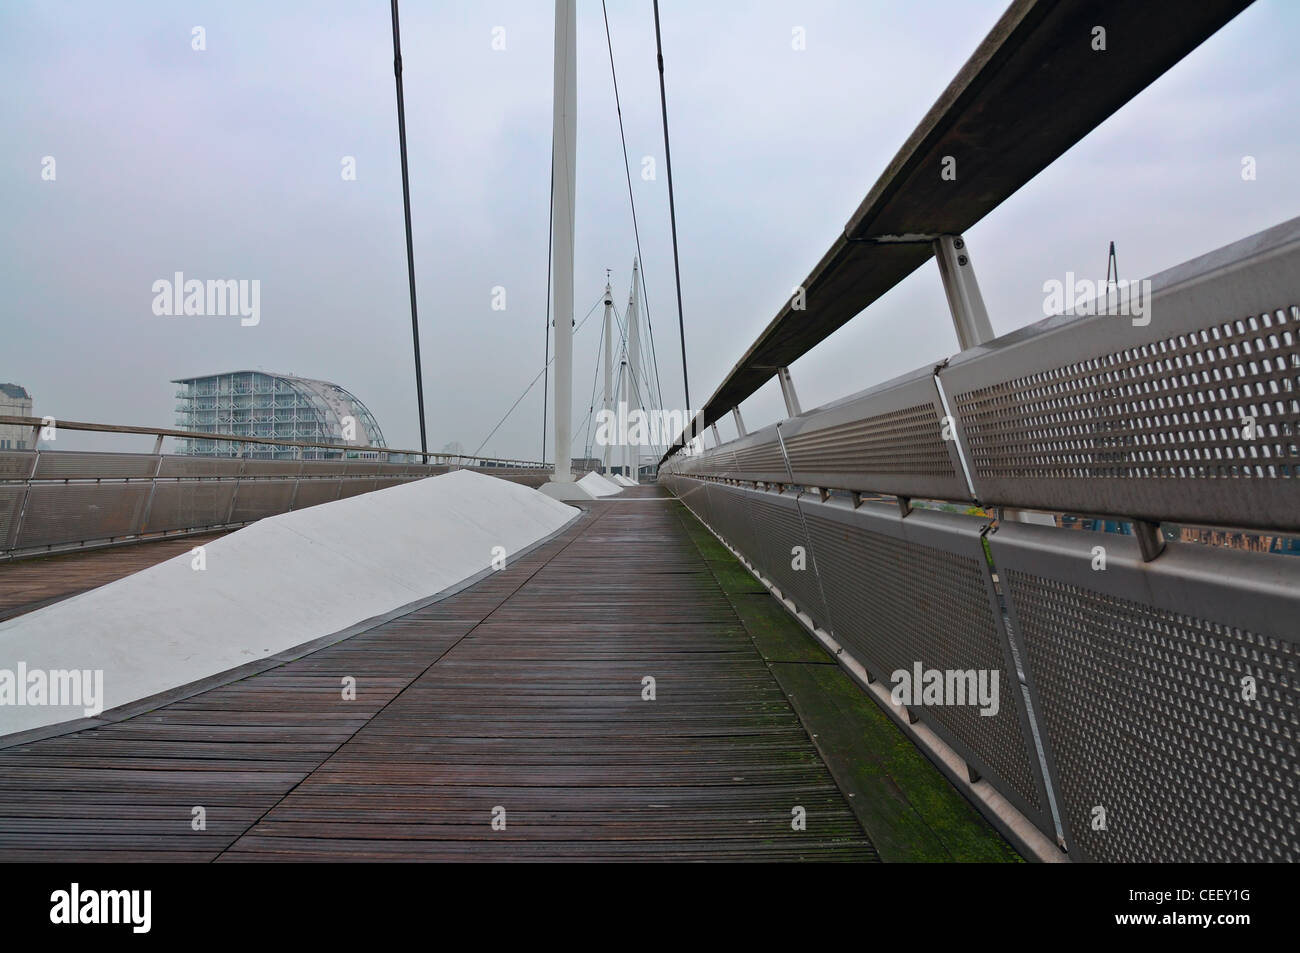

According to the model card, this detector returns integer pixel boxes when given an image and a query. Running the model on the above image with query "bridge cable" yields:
[472,294,605,459]
[389,0,428,457]
[601,0,666,416]
[652,0,691,414]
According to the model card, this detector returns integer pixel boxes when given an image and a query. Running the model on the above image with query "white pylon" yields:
[626,259,641,482]
[549,0,576,484]
[601,278,614,473]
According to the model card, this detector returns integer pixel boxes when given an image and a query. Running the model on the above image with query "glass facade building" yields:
[172,370,387,459]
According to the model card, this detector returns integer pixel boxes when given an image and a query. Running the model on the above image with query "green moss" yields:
[672,496,1024,863]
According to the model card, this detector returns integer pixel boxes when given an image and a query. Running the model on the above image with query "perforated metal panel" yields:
[780,365,971,500]
[728,425,788,483]
[336,479,378,499]
[228,480,296,521]
[799,498,1052,833]
[238,459,303,478]
[15,483,152,547]
[0,451,36,481]
[299,460,349,477]
[156,455,243,479]
[290,480,343,510]
[992,521,1300,862]
[708,483,762,562]
[0,485,25,548]
[32,451,159,481]
[143,482,238,533]
[742,488,829,630]
[943,216,1300,529]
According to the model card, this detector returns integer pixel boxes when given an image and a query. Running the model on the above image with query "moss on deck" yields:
[671,500,1022,863]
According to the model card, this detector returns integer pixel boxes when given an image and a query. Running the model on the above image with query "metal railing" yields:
[657,0,1293,862]
[661,0,1254,456]
[0,417,551,561]
[662,219,1300,862]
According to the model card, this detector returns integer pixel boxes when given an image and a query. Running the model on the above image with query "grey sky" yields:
[3,1,1297,458]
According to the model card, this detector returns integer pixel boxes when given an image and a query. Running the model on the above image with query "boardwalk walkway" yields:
[0,485,1014,861]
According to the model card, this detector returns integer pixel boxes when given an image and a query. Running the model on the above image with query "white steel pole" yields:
[626,258,640,481]
[550,0,577,482]
[601,279,614,473]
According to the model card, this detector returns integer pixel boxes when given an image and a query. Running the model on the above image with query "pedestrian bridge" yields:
[1,0,1295,864]
[0,486,1021,862]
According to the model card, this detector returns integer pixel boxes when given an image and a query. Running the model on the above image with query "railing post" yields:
[135,432,167,539]
[777,367,801,418]
[710,423,721,445]
[933,234,994,351]
[1133,519,1166,562]
[732,407,746,436]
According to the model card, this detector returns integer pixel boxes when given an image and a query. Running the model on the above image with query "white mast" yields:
[601,277,614,473]
[549,0,577,483]
[626,259,641,481]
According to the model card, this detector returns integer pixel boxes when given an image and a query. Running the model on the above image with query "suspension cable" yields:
[473,293,605,459]
[652,0,690,412]
[389,0,428,457]
[601,0,666,416]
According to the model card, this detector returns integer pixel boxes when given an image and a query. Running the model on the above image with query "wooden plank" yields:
[0,486,877,862]
[0,532,227,621]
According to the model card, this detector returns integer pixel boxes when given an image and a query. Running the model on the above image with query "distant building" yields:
[0,383,33,450]
[172,371,386,459]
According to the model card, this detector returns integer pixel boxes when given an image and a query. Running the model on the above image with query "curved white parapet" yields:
[612,475,638,487]
[0,470,578,739]
[576,472,623,497]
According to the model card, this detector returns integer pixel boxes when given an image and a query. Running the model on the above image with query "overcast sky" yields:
[3,0,1297,458]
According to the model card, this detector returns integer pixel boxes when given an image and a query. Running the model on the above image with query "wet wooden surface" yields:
[0,533,227,622]
[0,487,875,861]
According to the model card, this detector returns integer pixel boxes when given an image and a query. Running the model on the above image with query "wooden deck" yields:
[0,487,879,861]
[0,532,227,622]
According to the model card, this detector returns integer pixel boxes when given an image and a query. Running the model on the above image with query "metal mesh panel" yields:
[143,482,238,533]
[336,479,378,499]
[730,435,788,483]
[693,480,717,530]
[298,460,349,477]
[156,455,243,479]
[942,217,1300,529]
[710,484,761,561]
[780,366,970,500]
[744,489,828,629]
[800,498,1049,829]
[290,480,343,510]
[228,480,296,521]
[0,451,36,481]
[238,459,303,477]
[993,521,1300,862]
[0,485,24,547]
[32,451,159,480]
[15,483,152,547]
